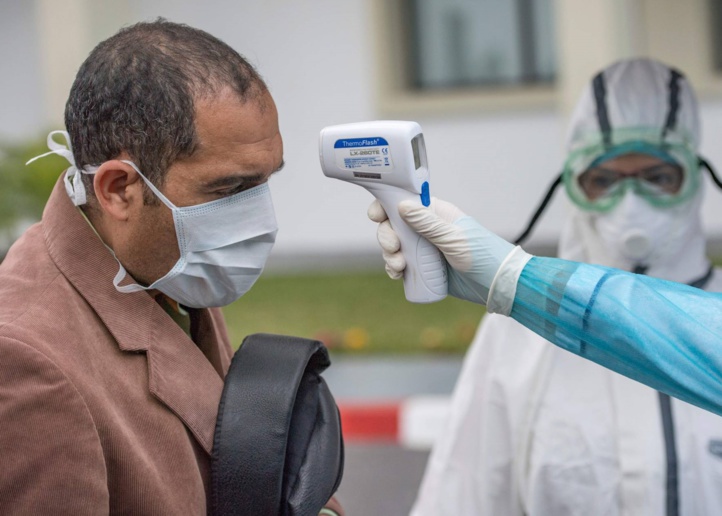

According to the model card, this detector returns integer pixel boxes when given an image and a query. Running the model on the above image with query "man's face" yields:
[121,87,284,286]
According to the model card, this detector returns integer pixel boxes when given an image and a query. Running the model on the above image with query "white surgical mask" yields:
[28,131,278,308]
[115,160,277,308]
[577,190,702,275]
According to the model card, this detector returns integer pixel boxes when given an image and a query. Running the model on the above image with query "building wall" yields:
[0,0,45,144]
[2,0,722,262]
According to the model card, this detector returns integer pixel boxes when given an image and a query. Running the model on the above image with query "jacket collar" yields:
[42,176,226,454]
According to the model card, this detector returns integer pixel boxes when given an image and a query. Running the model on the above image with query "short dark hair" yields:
[65,18,267,203]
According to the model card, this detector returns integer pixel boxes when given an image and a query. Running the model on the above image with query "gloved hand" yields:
[368,198,532,313]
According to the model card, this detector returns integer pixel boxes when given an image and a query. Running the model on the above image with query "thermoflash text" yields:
[319,121,448,303]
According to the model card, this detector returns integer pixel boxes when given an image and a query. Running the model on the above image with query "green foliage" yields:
[222,270,486,354]
[0,137,66,232]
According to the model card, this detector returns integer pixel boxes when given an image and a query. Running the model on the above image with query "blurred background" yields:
[3,0,722,512]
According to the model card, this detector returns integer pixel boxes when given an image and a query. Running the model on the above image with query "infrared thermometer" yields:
[319,121,447,303]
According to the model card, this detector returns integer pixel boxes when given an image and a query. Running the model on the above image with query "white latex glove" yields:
[368,198,532,313]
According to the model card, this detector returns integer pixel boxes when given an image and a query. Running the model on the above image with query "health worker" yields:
[369,61,722,471]
[410,58,722,516]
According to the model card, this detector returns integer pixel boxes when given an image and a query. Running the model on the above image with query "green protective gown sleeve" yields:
[510,256,722,417]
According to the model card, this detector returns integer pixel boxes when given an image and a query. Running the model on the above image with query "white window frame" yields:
[371,0,557,117]
[372,0,722,118]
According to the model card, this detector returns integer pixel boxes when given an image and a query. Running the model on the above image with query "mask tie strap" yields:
[119,160,177,211]
[110,247,167,294]
[26,130,96,206]
[113,261,151,293]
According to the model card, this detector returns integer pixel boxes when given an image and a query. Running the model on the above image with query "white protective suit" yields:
[412,59,722,516]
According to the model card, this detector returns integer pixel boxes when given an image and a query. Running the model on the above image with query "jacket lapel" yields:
[146,306,225,453]
[42,176,224,454]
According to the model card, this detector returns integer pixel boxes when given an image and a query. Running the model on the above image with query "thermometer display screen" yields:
[411,134,424,170]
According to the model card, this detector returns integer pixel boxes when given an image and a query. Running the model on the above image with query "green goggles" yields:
[563,138,700,212]
[578,161,684,198]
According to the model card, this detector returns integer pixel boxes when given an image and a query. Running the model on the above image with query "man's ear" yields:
[92,160,144,221]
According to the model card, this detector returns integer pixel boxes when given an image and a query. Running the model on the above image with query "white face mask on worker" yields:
[593,191,694,271]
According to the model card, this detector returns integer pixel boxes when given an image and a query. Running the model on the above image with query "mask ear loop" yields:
[512,172,563,245]
[698,156,722,190]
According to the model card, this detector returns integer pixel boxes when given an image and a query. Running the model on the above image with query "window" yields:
[406,0,556,90]
[710,0,722,72]
[375,0,722,117]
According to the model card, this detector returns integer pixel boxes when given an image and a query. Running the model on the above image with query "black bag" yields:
[211,333,344,516]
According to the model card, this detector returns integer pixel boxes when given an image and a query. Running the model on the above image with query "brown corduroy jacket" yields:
[0,177,234,514]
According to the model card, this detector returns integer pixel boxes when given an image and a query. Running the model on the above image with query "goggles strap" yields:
[513,172,563,245]
[699,156,722,190]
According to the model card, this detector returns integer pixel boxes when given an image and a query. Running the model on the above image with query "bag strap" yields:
[211,333,344,516]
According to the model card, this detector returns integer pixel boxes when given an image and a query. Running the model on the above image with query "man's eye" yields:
[216,184,247,196]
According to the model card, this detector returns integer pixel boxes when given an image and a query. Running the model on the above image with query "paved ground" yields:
[335,444,430,515]
[323,355,464,515]
[323,355,463,401]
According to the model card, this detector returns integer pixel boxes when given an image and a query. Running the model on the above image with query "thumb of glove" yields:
[397,197,522,308]
[398,198,472,272]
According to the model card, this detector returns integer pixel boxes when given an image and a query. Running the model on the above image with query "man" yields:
[408,58,722,515]
[0,20,343,515]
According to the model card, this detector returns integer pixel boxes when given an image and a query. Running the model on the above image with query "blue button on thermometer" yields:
[319,121,448,303]
[420,181,430,207]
